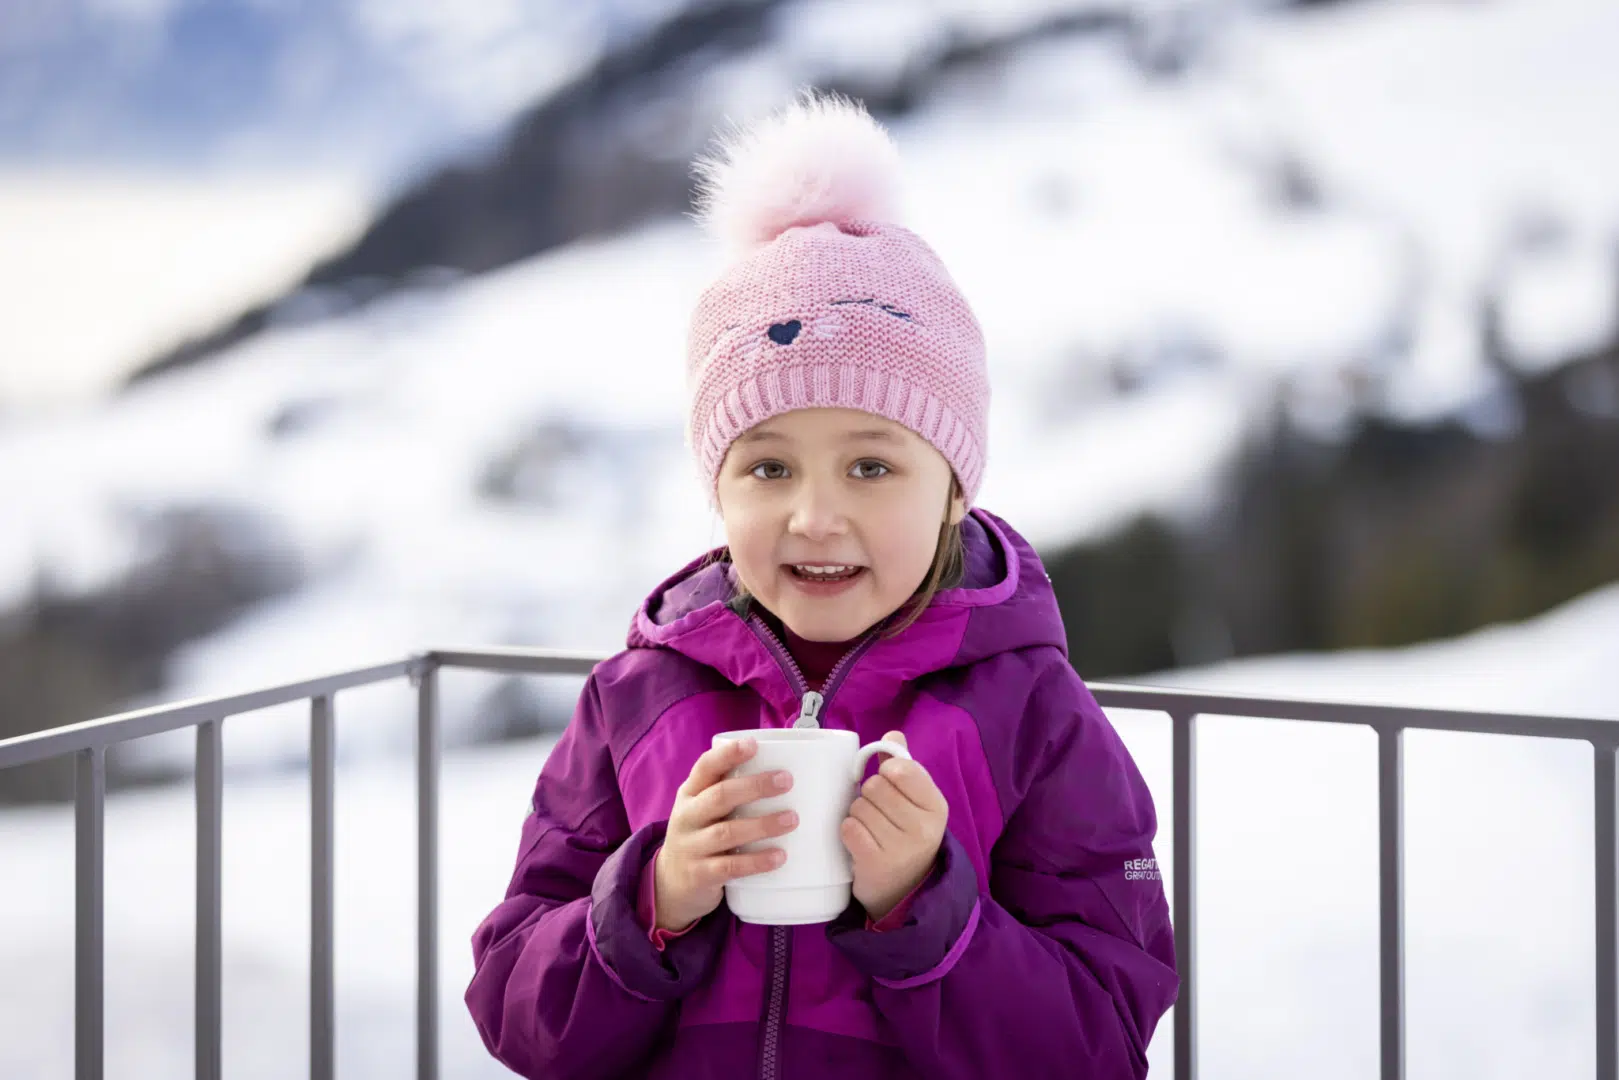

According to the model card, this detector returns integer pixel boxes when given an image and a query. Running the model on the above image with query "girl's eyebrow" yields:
[737,429,785,444]
[736,428,900,444]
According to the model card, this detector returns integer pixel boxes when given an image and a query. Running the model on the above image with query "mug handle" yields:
[850,739,911,785]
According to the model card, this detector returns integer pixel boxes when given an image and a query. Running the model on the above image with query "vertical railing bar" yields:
[311,695,336,1080]
[1596,741,1617,1080]
[417,663,441,1080]
[1172,711,1197,1080]
[196,718,223,1080]
[75,745,106,1080]
[1379,724,1406,1080]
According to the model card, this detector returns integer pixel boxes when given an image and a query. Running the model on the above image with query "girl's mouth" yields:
[785,564,867,593]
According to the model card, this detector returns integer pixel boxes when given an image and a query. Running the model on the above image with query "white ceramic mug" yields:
[712,728,911,925]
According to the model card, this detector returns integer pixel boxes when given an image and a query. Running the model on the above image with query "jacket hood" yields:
[627,508,1065,706]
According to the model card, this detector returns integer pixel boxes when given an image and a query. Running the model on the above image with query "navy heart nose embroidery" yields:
[767,320,802,345]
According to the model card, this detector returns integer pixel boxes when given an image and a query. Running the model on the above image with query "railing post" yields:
[1172,712,1197,1080]
[1596,741,1617,1080]
[416,659,441,1080]
[1379,725,1406,1080]
[311,696,336,1080]
[197,719,223,1080]
[75,746,105,1080]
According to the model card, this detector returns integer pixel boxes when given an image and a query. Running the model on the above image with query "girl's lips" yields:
[783,565,867,596]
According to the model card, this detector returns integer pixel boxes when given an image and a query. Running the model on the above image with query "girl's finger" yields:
[700,847,785,885]
[840,816,881,861]
[680,738,756,798]
[875,730,908,764]
[861,773,922,832]
[878,757,947,814]
[689,768,792,827]
[848,796,901,849]
[689,809,798,857]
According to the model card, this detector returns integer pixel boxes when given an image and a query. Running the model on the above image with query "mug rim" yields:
[713,728,858,743]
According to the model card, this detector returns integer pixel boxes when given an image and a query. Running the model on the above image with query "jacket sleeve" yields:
[464,672,730,1080]
[827,662,1179,1079]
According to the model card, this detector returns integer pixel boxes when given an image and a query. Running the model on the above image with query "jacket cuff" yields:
[636,843,698,951]
[865,875,925,931]
[588,820,728,1001]
[826,829,979,984]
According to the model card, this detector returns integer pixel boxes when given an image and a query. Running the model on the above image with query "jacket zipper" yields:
[758,920,793,1080]
[744,614,882,1080]
[746,613,882,729]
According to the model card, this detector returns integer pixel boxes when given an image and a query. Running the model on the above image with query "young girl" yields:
[465,92,1178,1079]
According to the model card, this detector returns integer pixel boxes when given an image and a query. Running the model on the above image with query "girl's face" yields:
[716,408,966,643]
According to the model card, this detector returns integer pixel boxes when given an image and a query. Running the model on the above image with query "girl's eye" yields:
[751,461,788,480]
[852,460,890,480]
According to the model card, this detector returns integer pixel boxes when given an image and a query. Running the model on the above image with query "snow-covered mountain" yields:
[3,0,1618,792]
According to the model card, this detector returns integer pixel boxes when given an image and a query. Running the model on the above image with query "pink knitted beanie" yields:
[685,91,990,507]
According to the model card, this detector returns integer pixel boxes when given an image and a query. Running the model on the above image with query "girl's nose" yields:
[787,480,848,539]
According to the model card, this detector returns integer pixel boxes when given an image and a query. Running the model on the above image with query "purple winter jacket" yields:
[465,508,1178,1079]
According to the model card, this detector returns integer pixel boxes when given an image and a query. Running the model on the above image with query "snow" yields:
[1143,578,1619,722]
[767,0,956,85]
[1497,230,1619,376]
[1,578,1614,1078]
[901,81,1409,383]
[1225,0,1619,417]
[986,369,1252,542]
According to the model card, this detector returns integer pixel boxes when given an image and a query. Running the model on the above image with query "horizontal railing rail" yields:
[0,646,1613,1080]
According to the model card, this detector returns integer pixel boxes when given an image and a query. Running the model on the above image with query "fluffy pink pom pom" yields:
[691,89,904,259]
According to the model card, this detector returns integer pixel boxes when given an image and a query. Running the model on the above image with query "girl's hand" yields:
[653,737,800,932]
[841,731,949,922]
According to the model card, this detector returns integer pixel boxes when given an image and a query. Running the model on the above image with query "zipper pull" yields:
[793,690,824,728]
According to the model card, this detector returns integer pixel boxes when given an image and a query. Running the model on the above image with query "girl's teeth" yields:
[797,565,854,576]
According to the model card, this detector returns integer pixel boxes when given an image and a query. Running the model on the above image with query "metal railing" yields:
[0,645,1613,1080]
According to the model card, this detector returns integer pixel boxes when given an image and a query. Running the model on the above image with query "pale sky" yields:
[0,169,370,409]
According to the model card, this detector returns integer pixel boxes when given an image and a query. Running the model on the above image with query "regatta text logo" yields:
[1124,858,1161,881]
